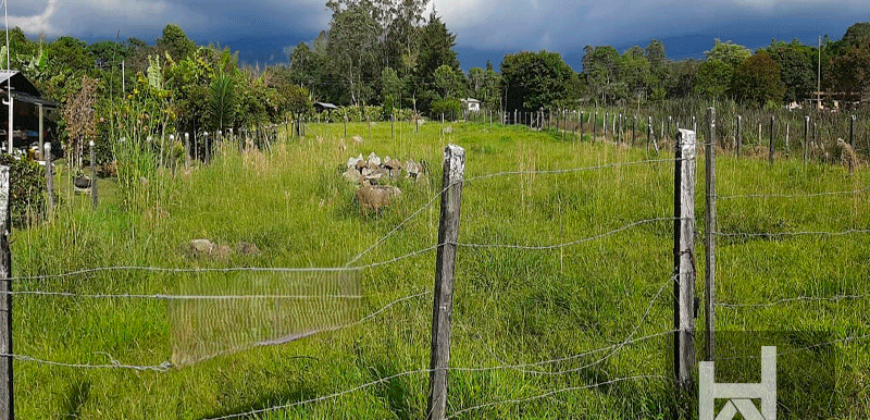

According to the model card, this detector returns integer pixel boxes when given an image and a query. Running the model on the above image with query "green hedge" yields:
[0,155,48,227]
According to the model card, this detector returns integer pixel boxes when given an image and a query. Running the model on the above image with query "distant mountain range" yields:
[202,21,851,73]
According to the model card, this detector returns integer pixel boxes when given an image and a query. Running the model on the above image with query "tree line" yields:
[1,4,867,156]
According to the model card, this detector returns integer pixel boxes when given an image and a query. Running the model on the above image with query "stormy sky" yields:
[7,0,869,70]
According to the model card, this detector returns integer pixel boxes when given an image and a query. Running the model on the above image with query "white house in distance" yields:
[461,98,481,112]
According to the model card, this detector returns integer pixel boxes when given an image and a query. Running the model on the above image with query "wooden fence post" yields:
[632,115,637,146]
[593,112,598,142]
[736,115,742,158]
[674,128,697,390]
[89,141,98,209]
[851,114,856,149]
[804,115,810,163]
[0,165,12,420]
[604,112,608,138]
[769,115,775,167]
[427,144,465,420]
[704,109,716,362]
[45,143,54,215]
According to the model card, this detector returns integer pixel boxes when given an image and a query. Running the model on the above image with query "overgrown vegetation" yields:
[8,121,870,419]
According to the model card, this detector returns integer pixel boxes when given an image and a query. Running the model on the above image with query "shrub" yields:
[430,98,461,120]
[0,155,48,227]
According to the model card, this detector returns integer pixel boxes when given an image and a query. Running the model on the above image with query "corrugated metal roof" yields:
[0,70,42,97]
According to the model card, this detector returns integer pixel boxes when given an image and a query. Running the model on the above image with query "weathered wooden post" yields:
[0,165,12,420]
[736,115,742,158]
[427,145,465,420]
[45,143,54,215]
[769,115,775,167]
[593,112,598,142]
[632,115,637,146]
[804,116,810,162]
[674,128,697,390]
[851,114,856,149]
[618,113,623,144]
[89,140,98,209]
[704,108,716,362]
[604,112,608,138]
[785,123,790,155]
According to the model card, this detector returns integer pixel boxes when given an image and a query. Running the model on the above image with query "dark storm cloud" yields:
[7,0,868,63]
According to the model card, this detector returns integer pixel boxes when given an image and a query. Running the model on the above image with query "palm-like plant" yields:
[207,73,236,131]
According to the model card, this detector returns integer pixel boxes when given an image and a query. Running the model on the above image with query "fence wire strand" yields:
[456,217,676,250]
[719,183,870,200]
[718,293,870,308]
[464,158,679,183]
[445,375,669,419]
[9,244,440,283]
[5,290,430,371]
[715,229,870,238]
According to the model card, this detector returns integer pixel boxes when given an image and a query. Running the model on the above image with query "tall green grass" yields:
[7,119,870,418]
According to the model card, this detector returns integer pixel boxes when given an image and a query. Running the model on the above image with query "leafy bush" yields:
[0,155,48,227]
[430,98,461,120]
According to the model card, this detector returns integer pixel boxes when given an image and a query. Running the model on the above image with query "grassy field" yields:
[8,119,870,419]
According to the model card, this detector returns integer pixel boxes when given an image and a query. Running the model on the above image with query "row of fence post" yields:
[0,104,849,418]
[424,109,728,418]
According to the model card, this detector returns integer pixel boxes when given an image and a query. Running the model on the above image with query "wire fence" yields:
[3,111,869,419]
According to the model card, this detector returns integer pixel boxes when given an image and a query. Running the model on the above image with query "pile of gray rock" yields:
[343,152,425,185]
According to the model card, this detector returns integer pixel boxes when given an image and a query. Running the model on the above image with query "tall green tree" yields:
[582,45,622,104]
[767,40,815,102]
[705,39,751,68]
[326,1,380,105]
[732,51,785,106]
[415,11,460,111]
[694,59,733,99]
[157,24,196,61]
[501,50,574,112]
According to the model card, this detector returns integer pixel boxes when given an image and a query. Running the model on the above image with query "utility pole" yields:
[817,36,822,111]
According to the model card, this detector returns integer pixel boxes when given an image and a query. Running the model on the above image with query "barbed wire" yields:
[715,333,870,361]
[445,375,669,419]
[9,244,439,283]
[0,353,173,372]
[715,229,870,239]
[456,217,676,250]
[718,183,870,200]
[456,274,675,376]
[5,291,365,300]
[718,293,870,308]
[344,184,453,267]
[4,290,430,371]
[464,158,680,183]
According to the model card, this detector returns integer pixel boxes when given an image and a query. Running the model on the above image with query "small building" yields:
[313,102,339,114]
[461,98,481,113]
[0,70,58,154]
